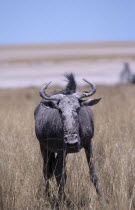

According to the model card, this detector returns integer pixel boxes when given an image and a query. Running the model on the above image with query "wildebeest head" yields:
[39,74,101,151]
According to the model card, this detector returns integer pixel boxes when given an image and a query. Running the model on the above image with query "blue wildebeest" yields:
[34,73,103,208]
[120,62,135,84]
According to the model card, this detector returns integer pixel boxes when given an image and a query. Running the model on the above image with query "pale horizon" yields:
[0,40,135,88]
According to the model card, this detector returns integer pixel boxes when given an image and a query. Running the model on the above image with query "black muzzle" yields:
[64,134,80,153]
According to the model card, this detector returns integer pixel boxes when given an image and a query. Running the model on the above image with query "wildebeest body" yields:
[34,73,104,209]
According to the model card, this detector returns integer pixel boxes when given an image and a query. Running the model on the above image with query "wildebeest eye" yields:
[58,108,62,114]
[76,107,80,112]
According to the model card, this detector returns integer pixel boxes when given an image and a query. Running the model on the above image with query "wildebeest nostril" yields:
[64,134,79,144]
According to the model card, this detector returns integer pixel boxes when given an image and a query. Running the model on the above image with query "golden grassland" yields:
[0,85,135,210]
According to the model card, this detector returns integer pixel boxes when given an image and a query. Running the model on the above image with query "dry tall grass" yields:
[0,85,135,210]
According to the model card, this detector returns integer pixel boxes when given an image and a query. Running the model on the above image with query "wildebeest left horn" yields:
[74,79,96,99]
[39,83,64,100]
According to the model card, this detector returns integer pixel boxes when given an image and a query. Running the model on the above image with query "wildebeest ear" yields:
[81,98,101,106]
[41,100,59,109]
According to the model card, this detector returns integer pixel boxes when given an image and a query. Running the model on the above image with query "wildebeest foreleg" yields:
[55,151,66,209]
[40,144,55,196]
[84,141,102,198]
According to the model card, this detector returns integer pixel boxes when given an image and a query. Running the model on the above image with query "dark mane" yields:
[61,73,77,95]
[50,73,77,96]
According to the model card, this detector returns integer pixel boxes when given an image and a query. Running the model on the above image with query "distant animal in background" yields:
[34,73,103,209]
[120,62,135,84]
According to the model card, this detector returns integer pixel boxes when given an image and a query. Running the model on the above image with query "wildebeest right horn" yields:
[39,83,64,100]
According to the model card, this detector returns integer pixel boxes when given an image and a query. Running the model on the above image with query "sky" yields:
[0,0,135,44]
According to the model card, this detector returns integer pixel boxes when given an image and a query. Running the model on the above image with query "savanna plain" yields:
[0,85,135,210]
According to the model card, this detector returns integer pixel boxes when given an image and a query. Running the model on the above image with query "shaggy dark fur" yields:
[61,73,77,94]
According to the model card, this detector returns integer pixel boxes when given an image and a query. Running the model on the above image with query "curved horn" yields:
[39,82,64,101]
[73,79,96,99]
